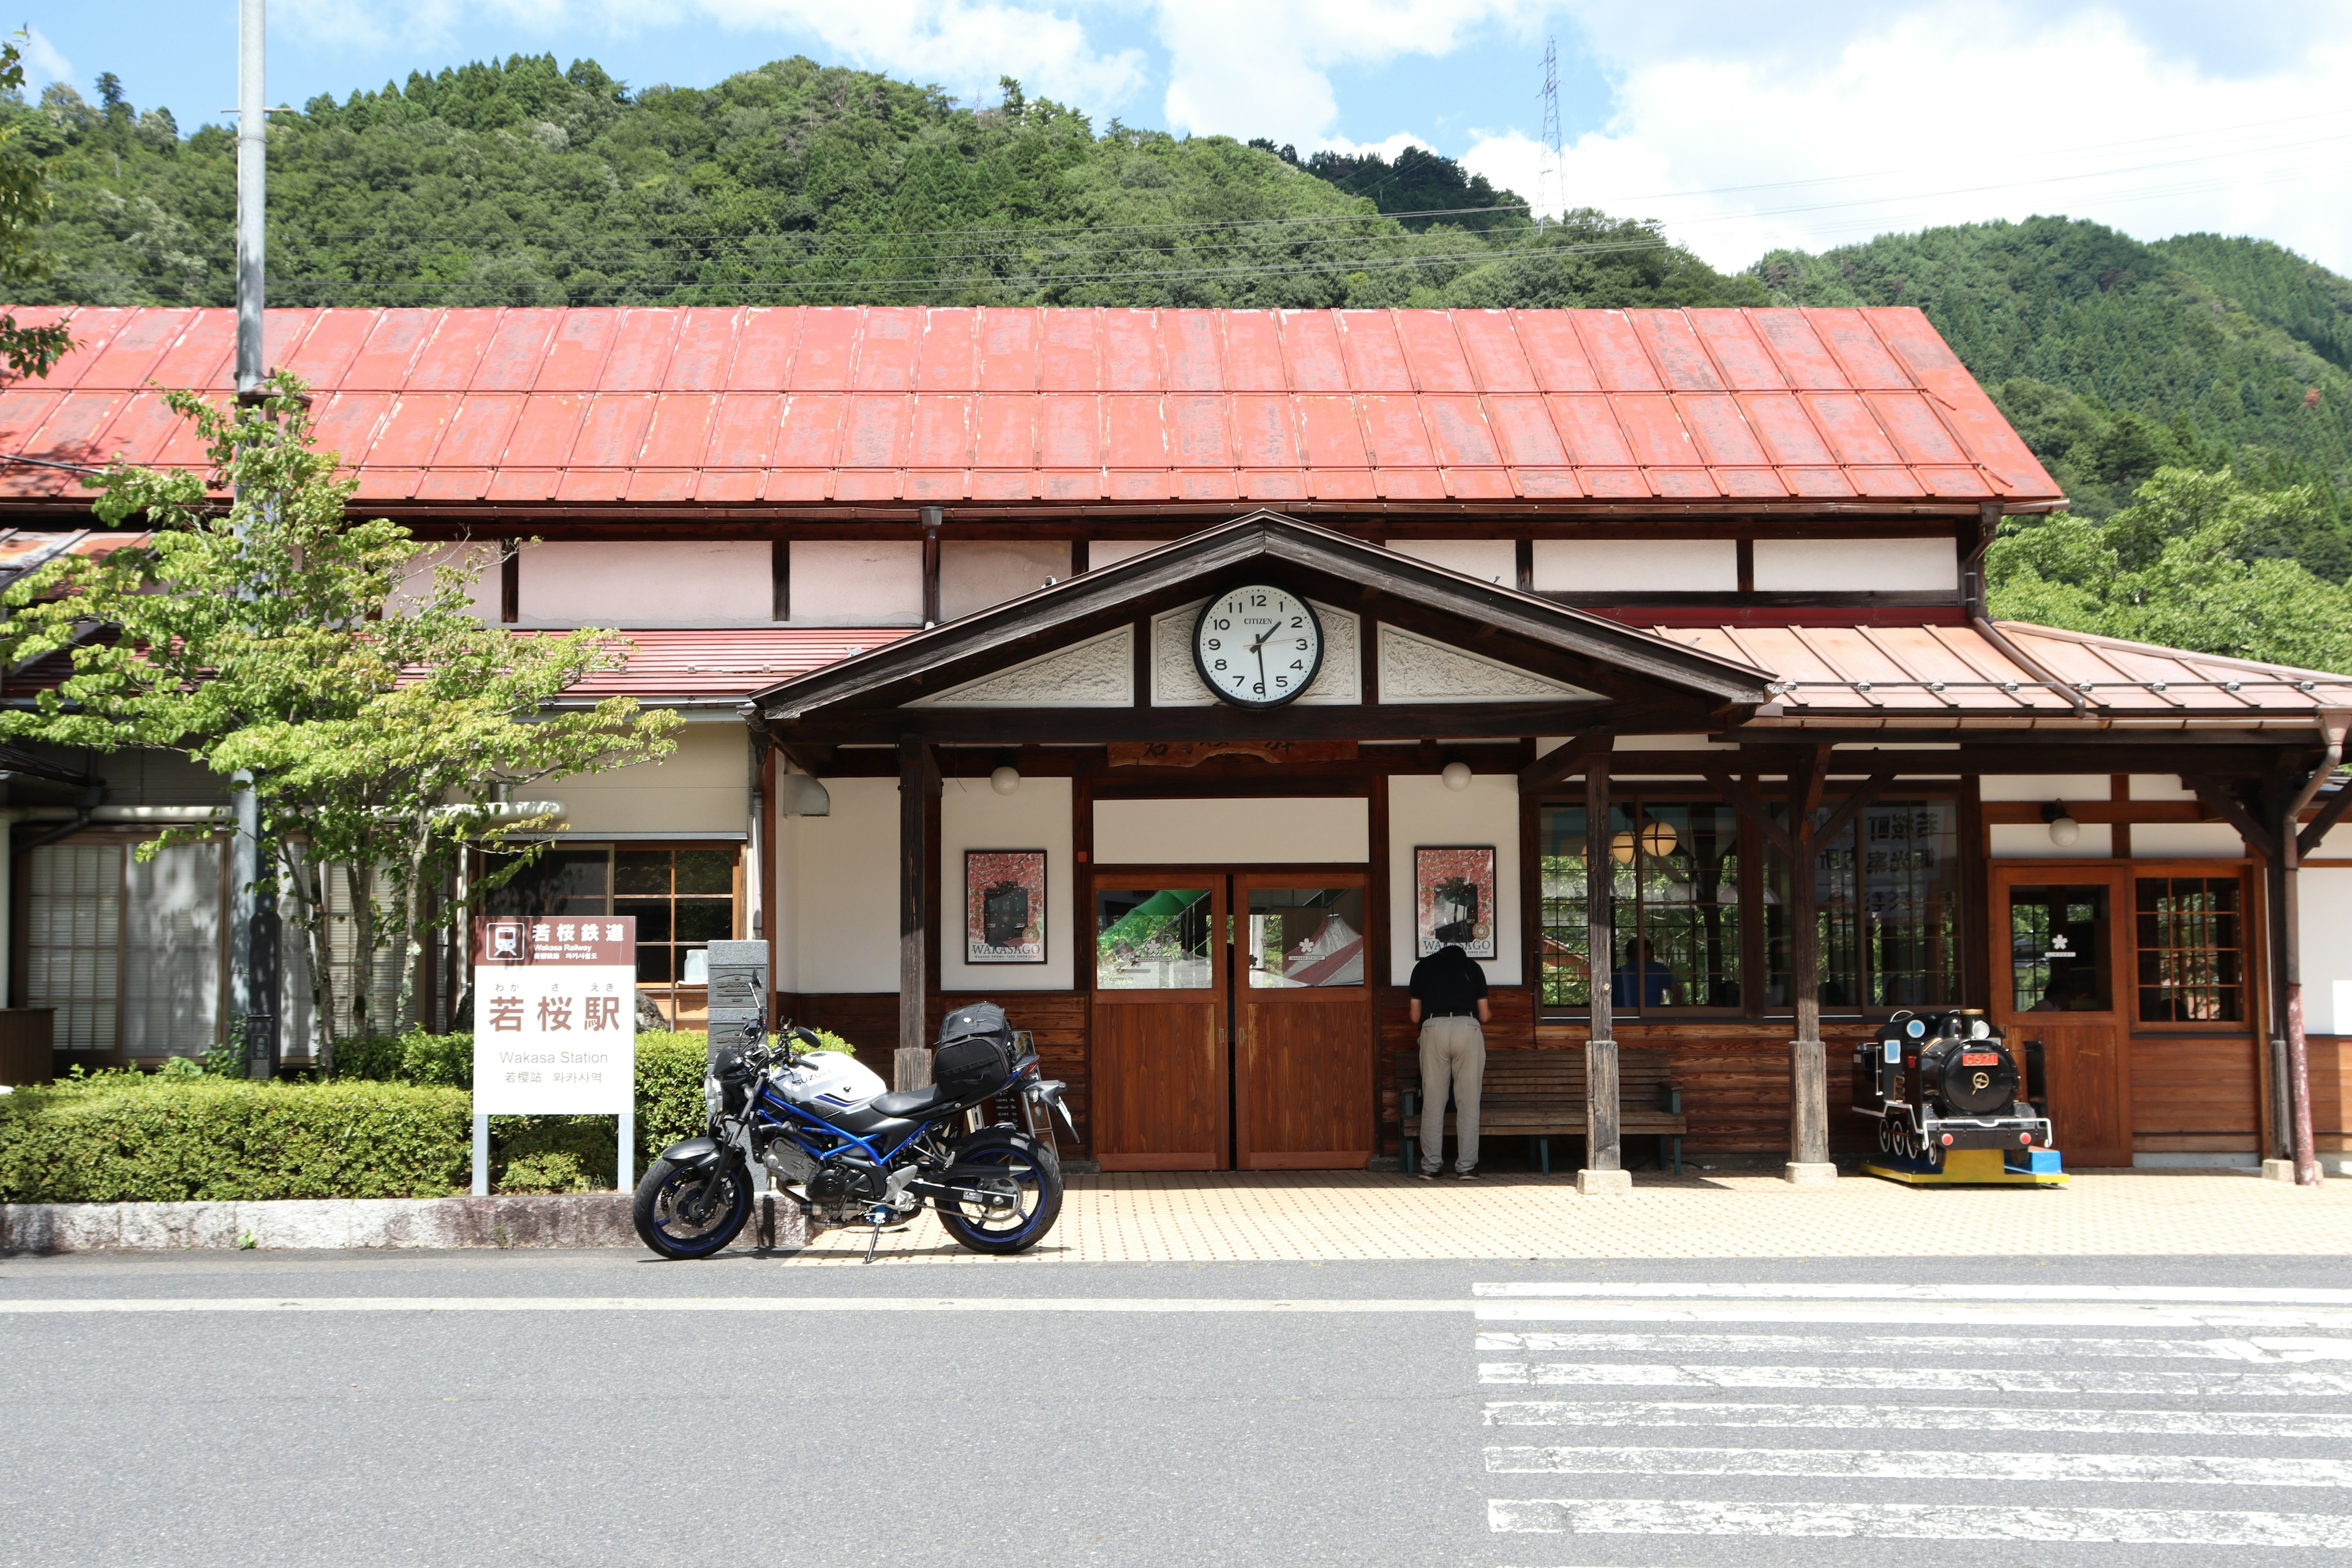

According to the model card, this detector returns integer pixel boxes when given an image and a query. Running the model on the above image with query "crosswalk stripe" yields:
[1487,1498,2352,1545]
[1474,1282,2352,1305]
[1479,1360,2352,1396]
[1476,1300,2352,1329]
[1482,1398,2352,1438]
[1473,1330,2307,1360]
[1483,1444,2352,1487]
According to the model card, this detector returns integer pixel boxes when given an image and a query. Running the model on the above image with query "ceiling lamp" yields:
[1610,819,1679,864]
[990,764,1022,796]
[2042,801,2079,848]
[1441,760,1473,791]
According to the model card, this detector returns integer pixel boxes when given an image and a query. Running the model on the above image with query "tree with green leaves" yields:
[0,36,72,382]
[1988,466,2352,674]
[0,374,679,1066]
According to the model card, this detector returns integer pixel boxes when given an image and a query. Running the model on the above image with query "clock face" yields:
[1194,586,1323,709]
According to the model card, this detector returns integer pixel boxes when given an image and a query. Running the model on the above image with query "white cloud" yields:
[17,26,72,89]
[1463,1,2352,273]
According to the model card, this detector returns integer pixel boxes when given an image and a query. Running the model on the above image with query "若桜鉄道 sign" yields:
[472,916,636,1115]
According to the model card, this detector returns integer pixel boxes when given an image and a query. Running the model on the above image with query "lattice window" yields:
[26,842,123,1054]
[2135,875,2245,1023]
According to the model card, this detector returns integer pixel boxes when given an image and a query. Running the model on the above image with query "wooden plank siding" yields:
[2309,1036,2352,1154]
[2128,1035,2263,1153]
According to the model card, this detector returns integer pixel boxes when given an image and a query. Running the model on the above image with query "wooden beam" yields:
[2187,775,2278,859]
[1585,737,1619,1176]
[896,734,941,1089]
[1517,734,1591,795]
[1814,772,1899,849]
[2297,783,2352,860]
[1702,771,1796,858]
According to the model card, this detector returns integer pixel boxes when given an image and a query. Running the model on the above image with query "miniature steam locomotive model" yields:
[1852,1009,2054,1169]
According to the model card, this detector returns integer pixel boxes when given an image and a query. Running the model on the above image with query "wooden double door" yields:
[1089,870,1374,1170]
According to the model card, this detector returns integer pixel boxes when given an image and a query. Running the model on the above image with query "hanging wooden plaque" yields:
[1106,739,1358,769]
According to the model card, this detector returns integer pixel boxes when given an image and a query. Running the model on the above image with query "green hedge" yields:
[0,1074,470,1202]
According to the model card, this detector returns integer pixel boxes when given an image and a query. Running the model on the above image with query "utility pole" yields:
[232,0,279,1078]
[1539,36,1562,225]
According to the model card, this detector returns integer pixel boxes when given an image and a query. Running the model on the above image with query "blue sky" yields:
[32,1,2352,272]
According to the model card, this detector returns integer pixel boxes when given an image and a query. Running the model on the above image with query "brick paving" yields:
[791,1169,2352,1264]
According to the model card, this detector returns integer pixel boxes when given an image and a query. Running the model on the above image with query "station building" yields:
[2,303,2346,1177]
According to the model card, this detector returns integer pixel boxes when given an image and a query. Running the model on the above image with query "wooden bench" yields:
[1399,1048,1686,1175]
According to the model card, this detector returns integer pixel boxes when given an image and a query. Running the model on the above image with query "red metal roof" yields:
[0,306,2062,512]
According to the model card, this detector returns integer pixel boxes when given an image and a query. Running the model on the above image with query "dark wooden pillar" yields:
[897,734,941,1089]
[1581,737,1626,1191]
[1785,746,1834,1183]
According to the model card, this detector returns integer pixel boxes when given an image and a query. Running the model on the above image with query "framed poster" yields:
[966,850,1047,964]
[1414,846,1496,959]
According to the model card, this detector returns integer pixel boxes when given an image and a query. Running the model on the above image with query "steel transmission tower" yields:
[1539,35,1562,223]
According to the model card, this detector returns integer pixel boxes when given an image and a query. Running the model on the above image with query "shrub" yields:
[0,1071,470,1202]
[334,1030,471,1088]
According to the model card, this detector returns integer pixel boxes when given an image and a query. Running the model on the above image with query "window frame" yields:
[2127,861,2255,1035]
[1535,790,1751,1021]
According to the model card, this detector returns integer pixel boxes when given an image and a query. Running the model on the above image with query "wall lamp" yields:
[2042,801,2080,848]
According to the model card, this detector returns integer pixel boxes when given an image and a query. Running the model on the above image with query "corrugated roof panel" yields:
[1800,393,1902,466]
[906,394,973,468]
[145,311,234,390]
[1104,394,1168,468]
[851,309,918,390]
[1630,311,1725,391]
[602,310,683,391]
[1278,312,1349,392]
[0,390,62,457]
[1548,394,1638,467]
[1914,464,1992,498]
[537,311,620,391]
[627,468,699,503]
[978,309,1040,392]
[77,308,190,389]
[1338,312,1413,391]
[914,309,978,391]
[1571,314,1663,392]
[1483,395,1568,465]
[729,309,801,391]
[707,393,782,469]
[1230,394,1300,467]
[501,392,589,467]
[1714,468,1788,498]
[790,309,861,391]
[1509,312,1598,392]
[1164,311,1224,391]
[973,394,1037,469]
[415,466,489,502]
[638,393,718,470]
[839,393,908,467]
[88,387,186,468]
[1295,396,1368,469]
[1811,309,1915,389]
[1038,310,1099,390]
[1361,393,1436,469]
[1038,394,1100,467]
[1453,312,1538,391]
[696,468,760,503]
[472,311,562,391]
[1222,312,1287,391]
[1749,310,1847,390]
[1167,394,1231,467]
[1394,312,1476,393]
[772,394,845,469]
[36,391,134,467]
[665,309,743,391]
[1688,311,1787,390]
[1422,395,1502,467]
[347,310,437,390]
[430,394,523,469]
[556,464,626,503]
[281,309,377,389]
[1737,393,1836,466]
[1676,394,1770,467]
[1647,469,1721,499]
[1100,310,1163,392]
[370,394,458,468]
[407,312,498,391]
[35,308,128,386]
[1865,393,1969,464]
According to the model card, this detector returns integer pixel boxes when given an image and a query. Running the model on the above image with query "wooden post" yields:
[1785,747,1835,1184]
[2282,796,2320,1185]
[896,734,940,1090]
[1579,737,1627,1194]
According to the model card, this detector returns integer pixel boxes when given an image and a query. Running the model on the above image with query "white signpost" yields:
[471,915,638,1196]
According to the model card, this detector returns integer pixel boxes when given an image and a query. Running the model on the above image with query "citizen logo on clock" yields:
[1193,586,1323,709]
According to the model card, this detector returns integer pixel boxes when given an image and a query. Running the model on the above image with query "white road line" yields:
[1473,1330,2309,1360]
[1477,1300,2352,1329]
[0,1295,1472,1316]
[1483,1399,2352,1438]
[1487,1498,2352,1546]
[1478,1360,2352,1395]
[1475,1281,2352,1305]
[1484,1444,2352,1487]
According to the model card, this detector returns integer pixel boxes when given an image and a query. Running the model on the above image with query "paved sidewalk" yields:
[794,1169,2352,1264]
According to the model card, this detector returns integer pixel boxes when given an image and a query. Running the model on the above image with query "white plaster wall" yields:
[2132,823,2248,859]
[1752,537,1958,592]
[2315,821,2352,856]
[1094,797,1368,866]
[518,541,773,625]
[551,720,747,835]
[388,542,501,620]
[1989,824,2113,859]
[1533,538,1736,592]
[1386,538,1515,585]
[1388,773,1520,987]
[1980,775,2111,802]
[939,777,1074,991]
[2302,867,2352,1033]
[2129,774,2198,801]
[784,776,899,994]
[1087,541,1171,570]
[1616,733,1738,752]
[790,540,923,626]
[940,541,1071,620]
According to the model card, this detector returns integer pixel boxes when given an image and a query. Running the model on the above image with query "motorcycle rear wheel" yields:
[935,1135,1062,1256]
[633,1156,751,1259]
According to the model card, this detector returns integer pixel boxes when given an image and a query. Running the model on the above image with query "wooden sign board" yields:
[1107,740,1359,769]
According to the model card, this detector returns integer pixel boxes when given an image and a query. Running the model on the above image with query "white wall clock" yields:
[1193,586,1324,709]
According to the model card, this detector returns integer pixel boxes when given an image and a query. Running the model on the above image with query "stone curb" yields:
[1,1194,808,1253]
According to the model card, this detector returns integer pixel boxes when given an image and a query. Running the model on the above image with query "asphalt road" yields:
[4,1250,2351,1568]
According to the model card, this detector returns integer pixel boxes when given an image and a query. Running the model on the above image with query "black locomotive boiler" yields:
[1853,1009,2054,1169]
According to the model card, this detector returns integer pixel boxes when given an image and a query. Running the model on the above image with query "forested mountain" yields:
[17,54,1759,314]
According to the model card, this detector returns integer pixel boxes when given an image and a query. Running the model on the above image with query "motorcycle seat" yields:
[870,1085,954,1118]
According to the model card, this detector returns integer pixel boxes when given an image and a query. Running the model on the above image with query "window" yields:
[1538,799,1744,1013]
[25,842,124,1054]
[2008,884,2113,1013]
[1768,801,1962,1012]
[483,844,741,1027]
[2135,875,2244,1023]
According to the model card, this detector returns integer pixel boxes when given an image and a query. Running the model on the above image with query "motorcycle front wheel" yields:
[632,1156,751,1260]
[935,1134,1063,1256]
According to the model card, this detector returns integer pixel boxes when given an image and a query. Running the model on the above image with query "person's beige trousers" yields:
[1417,1015,1485,1174]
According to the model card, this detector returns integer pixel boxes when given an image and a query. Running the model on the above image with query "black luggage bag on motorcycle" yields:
[934,1001,1017,1102]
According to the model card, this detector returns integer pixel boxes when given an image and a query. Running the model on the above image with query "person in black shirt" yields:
[1409,942,1491,1178]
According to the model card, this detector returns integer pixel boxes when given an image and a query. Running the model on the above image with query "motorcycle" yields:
[631,1003,1077,1262]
